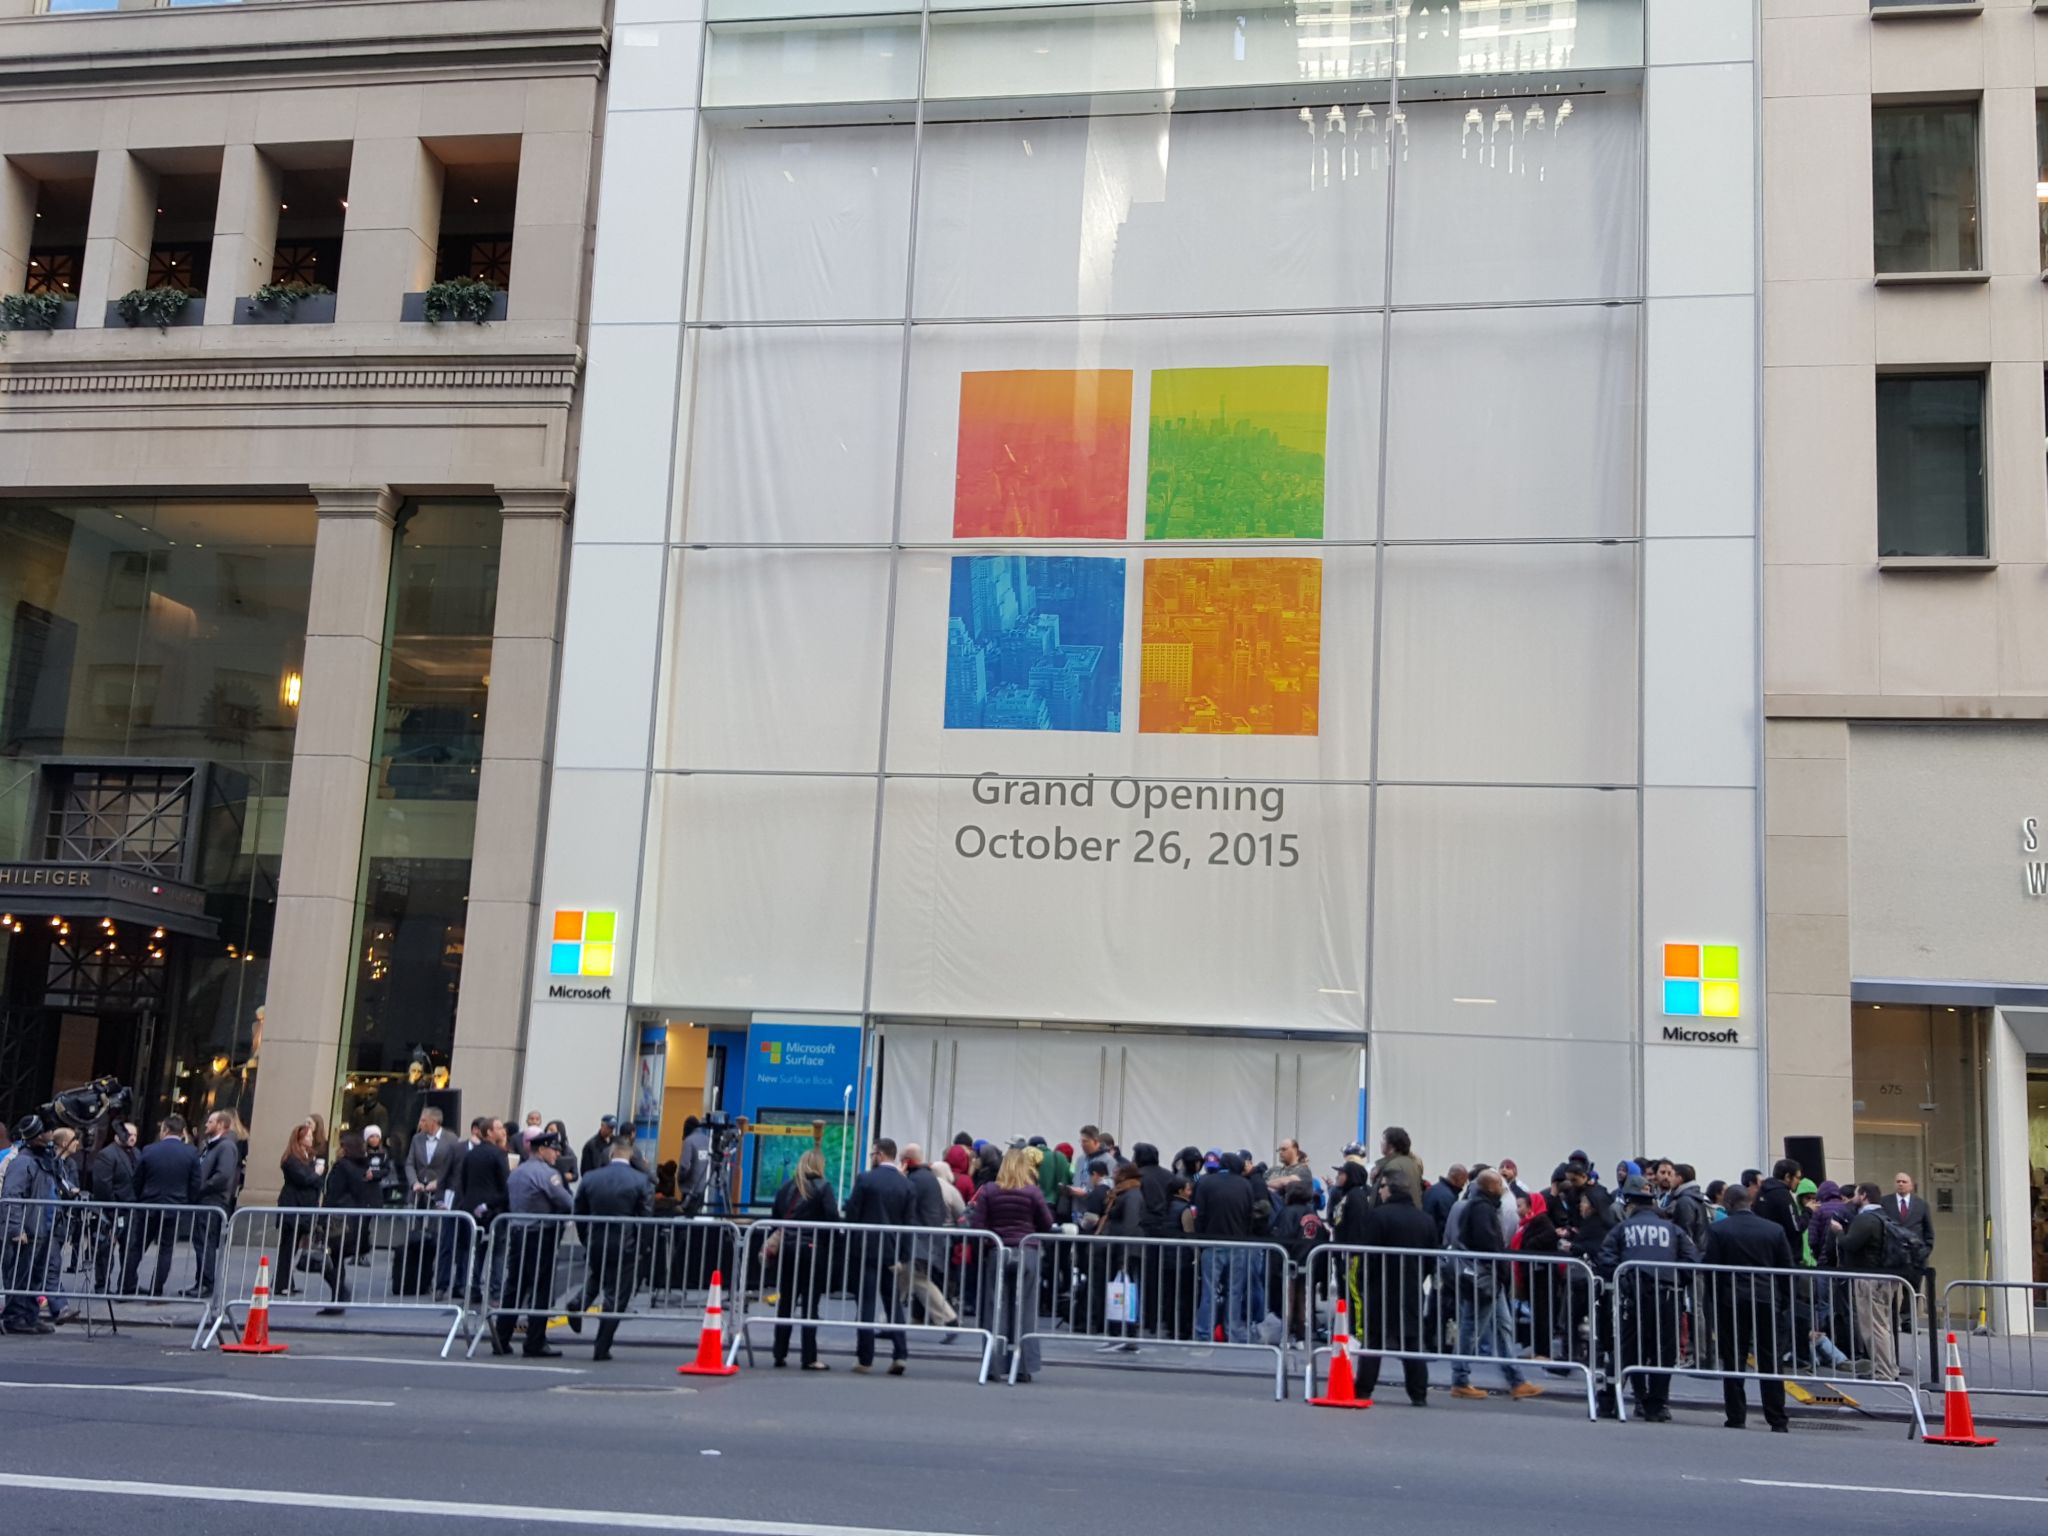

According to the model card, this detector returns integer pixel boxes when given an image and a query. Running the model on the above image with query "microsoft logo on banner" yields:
[760,1041,783,1066]
[945,366,1327,737]
[550,909,616,977]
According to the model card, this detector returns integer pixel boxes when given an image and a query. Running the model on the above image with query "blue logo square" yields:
[549,941,582,977]
[1662,979,1702,1017]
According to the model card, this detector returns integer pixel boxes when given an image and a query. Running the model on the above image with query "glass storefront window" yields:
[0,498,314,1127]
[335,501,501,1132]
[1852,1003,1989,1284]
[1872,100,1981,275]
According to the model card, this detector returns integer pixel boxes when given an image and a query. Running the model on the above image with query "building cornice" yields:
[0,353,580,401]
[1767,693,2048,723]
[0,0,608,96]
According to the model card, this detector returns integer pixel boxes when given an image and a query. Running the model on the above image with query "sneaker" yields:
[1644,1405,1672,1423]
[888,1361,906,1377]
[1408,1394,1429,1407]
[3,1320,56,1336]
[851,1363,873,1375]
[1510,1382,1544,1400]
[1014,1371,1033,1384]
[1450,1384,1488,1400]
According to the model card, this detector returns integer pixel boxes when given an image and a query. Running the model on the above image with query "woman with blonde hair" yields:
[769,1148,838,1369]
[967,1147,1055,1381]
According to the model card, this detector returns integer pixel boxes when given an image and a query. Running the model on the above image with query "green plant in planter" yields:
[248,280,333,317]
[0,292,65,333]
[421,277,501,325]
[116,286,193,332]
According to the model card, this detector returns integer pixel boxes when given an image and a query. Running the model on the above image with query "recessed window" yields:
[1875,374,1987,558]
[1873,101,1981,274]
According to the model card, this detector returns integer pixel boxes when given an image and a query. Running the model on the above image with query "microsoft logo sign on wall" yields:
[544,909,616,1000]
[945,366,1327,737]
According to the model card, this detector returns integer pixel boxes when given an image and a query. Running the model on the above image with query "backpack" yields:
[1876,1212,1928,1276]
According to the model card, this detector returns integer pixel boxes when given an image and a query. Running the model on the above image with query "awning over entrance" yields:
[0,862,217,939]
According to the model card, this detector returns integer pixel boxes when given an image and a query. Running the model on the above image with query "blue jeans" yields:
[1452,1281,1524,1388]
[1197,1247,1253,1344]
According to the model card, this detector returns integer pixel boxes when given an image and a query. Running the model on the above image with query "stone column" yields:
[335,137,442,325]
[76,150,157,326]
[245,486,397,1200]
[448,486,572,1122]
[205,145,283,328]
[0,158,33,294]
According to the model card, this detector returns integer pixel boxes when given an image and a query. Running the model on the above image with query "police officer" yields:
[494,1131,573,1358]
[1597,1173,1700,1422]
[571,1134,655,1362]
[2,1117,60,1335]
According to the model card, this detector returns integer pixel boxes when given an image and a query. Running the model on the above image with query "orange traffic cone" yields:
[221,1255,289,1355]
[678,1268,740,1377]
[1924,1332,1996,1446]
[1309,1297,1372,1409]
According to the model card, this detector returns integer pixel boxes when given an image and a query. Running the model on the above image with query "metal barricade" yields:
[1941,1281,2048,1414]
[0,1197,227,1339]
[465,1213,744,1361]
[734,1220,1004,1382]
[199,1205,481,1357]
[1306,1244,1600,1418]
[1611,1260,1928,1438]
[1014,1232,1292,1399]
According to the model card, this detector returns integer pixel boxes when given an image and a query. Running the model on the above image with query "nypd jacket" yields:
[1595,1206,1701,1284]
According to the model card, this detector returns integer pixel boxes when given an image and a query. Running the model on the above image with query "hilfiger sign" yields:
[542,909,615,1001]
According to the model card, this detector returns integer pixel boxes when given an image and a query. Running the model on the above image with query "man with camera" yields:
[2,1116,61,1335]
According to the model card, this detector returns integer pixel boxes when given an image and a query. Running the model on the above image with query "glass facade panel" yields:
[647,1,1654,1049]
[1875,374,1986,558]
[335,501,500,1130]
[0,498,313,1127]
[1873,100,1980,275]
[1852,1003,1988,1285]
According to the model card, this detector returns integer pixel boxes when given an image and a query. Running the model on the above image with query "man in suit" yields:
[1703,1185,1794,1432]
[189,1111,240,1297]
[1883,1171,1938,1357]
[405,1107,459,1209]
[123,1116,200,1297]
[445,1118,511,1303]
[844,1137,916,1374]
[572,1134,655,1361]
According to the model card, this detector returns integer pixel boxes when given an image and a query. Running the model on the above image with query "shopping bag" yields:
[1106,1272,1139,1325]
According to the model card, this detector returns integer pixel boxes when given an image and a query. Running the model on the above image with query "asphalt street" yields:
[2,1323,2045,1536]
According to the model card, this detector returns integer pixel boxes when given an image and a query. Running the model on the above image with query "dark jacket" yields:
[1360,1194,1439,1321]
[1191,1168,1257,1239]
[135,1137,201,1206]
[1663,1183,1711,1251]
[770,1174,839,1226]
[324,1156,380,1211]
[198,1134,240,1210]
[1837,1204,1888,1274]
[576,1157,656,1220]
[1422,1177,1460,1238]
[1703,1209,1794,1279]
[966,1182,1054,1246]
[1595,1205,1701,1283]
[1331,1168,1375,1247]
[90,1143,137,1204]
[1756,1177,1801,1251]
[1882,1192,1935,1257]
[452,1139,512,1224]
[1101,1180,1147,1239]
[1460,1191,1510,1256]
[904,1162,949,1229]
[844,1163,916,1228]
[279,1155,324,1210]
[1136,1153,1178,1239]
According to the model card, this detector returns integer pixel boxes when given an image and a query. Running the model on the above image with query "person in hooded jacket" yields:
[1272,1179,1326,1344]
[1560,1184,1615,1375]
[1355,1173,1438,1406]
[1756,1159,1803,1252]
[1448,1170,1539,1399]
[1513,1191,1561,1360]
[942,1145,975,1205]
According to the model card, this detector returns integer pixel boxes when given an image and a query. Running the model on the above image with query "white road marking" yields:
[0,1475,987,1536]
[0,1381,392,1407]
[291,1353,585,1374]
[1742,1478,2048,1507]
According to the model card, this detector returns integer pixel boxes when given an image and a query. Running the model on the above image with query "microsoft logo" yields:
[946,365,1327,737]
[550,909,616,977]
[759,1041,783,1066]
[1662,943,1739,1019]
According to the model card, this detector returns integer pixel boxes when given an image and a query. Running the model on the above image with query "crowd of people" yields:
[0,1104,1962,1428]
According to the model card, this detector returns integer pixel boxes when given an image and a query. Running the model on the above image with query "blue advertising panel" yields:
[739,1022,860,1207]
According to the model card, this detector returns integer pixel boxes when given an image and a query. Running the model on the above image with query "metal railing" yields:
[734,1219,1005,1382]
[1610,1260,1928,1438]
[1,1197,226,1339]
[465,1213,745,1361]
[1012,1233,1293,1399]
[1941,1280,2048,1413]
[198,1205,481,1358]
[1305,1244,1601,1418]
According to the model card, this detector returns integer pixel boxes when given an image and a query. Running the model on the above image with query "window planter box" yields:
[2,299,77,332]
[107,296,205,329]
[401,289,508,324]
[236,293,338,325]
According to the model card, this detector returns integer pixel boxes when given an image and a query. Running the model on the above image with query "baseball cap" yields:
[600,1113,618,1128]
[1620,1173,1656,1202]
[1341,1142,1368,1159]
[1202,1149,1222,1170]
